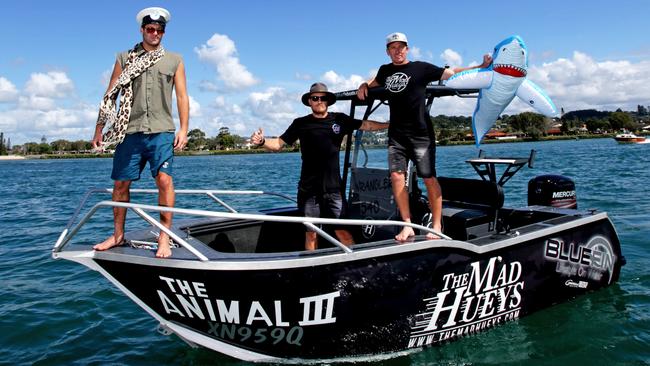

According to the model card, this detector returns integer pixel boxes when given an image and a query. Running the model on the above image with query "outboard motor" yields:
[528,174,577,209]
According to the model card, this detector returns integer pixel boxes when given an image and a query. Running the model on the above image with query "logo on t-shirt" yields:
[385,72,411,93]
[332,123,341,134]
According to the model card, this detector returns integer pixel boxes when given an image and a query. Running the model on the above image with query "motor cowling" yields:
[528,174,577,209]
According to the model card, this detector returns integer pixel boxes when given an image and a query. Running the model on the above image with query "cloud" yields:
[0,77,19,102]
[295,72,313,81]
[214,95,242,114]
[100,68,113,88]
[35,107,96,129]
[0,104,97,143]
[6,50,650,146]
[190,87,301,137]
[410,47,422,60]
[526,51,650,112]
[195,34,259,90]
[188,95,202,118]
[231,122,247,134]
[17,95,56,111]
[24,71,74,98]
[187,94,249,137]
[246,87,298,123]
[410,47,433,61]
[440,49,463,67]
[198,80,220,92]
[321,71,366,92]
[432,51,650,116]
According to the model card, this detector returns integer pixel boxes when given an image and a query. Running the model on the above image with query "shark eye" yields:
[521,50,525,55]
[503,48,507,52]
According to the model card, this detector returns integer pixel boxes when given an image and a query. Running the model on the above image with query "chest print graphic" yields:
[332,124,341,134]
[385,72,411,93]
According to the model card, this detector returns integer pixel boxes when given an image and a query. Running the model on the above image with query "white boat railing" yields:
[53,189,449,260]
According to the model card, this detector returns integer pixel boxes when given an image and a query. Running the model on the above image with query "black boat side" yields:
[52,86,625,363]
[55,204,623,361]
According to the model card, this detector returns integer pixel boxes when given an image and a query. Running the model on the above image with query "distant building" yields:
[467,129,521,141]
[546,127,562,135]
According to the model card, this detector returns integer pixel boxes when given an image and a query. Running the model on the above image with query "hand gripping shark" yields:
[446,35,558,146]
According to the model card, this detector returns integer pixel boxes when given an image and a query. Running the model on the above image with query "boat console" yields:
[438,177,504,240]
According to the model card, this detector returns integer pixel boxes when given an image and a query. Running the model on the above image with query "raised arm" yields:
[250,128,286,152]
[441,53,493,80]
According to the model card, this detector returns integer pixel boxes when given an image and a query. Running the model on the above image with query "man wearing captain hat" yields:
[251,83,388,251]
[91,7,189,258]
[356,32,492,242]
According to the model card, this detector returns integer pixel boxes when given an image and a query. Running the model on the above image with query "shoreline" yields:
[0,155,26,160]
[3,135,616,160]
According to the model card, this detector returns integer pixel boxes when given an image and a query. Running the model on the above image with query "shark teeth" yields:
[493,64,527,77]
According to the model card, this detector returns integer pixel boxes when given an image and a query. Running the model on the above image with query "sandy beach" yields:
[0,155,26,160]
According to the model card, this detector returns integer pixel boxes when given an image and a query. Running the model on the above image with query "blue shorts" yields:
[111,132,174,181]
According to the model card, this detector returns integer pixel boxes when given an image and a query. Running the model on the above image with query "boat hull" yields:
[72,216,622,362]
[614,136,646,143]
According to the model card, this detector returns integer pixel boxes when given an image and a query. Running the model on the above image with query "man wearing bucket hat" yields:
[357,32,491,241]
[251,82,388,251]
[91,7,189,258]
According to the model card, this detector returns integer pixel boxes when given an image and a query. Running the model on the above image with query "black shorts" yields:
[388,136,436,178]
[297,191,346,232]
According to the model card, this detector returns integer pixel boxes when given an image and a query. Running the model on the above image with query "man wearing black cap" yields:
[251,82,387,251]
[356,32,491,241]
[91,7,189,258]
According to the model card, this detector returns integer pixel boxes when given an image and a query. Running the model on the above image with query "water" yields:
[1,138,649,365]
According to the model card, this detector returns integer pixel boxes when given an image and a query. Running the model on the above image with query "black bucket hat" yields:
[301,82,336,106]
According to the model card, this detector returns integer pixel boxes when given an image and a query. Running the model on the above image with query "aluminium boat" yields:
[53,86,625,363]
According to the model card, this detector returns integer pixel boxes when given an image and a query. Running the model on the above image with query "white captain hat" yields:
[136,7,171,27]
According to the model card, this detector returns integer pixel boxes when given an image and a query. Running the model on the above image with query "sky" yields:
[1,0,650,145]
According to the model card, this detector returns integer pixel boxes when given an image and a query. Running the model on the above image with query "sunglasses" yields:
[144,27,165,35]
[310,95,328,102]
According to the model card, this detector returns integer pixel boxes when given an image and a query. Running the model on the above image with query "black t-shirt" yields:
[280,112,362,194]
[376,61,444,141]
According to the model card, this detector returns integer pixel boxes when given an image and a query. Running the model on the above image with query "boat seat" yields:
[438,177,504,240]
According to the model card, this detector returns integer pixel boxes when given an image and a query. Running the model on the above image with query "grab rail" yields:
[61,188,296,232]
[53,189,449,260]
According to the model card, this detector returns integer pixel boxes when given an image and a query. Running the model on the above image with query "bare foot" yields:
[93,235,124,251]
[395,226,415,241]
[155,234,172,258]
[425,232,441,240]
[425,225,443,240]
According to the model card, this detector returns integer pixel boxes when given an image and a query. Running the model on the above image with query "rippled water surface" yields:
[1,138,649,365]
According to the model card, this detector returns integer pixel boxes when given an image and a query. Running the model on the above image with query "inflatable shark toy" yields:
[446,35,558,146]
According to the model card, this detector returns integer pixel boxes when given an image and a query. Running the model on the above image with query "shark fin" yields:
[446,68,493,89]
[516,79,558,117]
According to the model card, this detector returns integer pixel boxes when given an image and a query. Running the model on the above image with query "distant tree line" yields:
[22,138,93,155]
[9,127,250,155]
[562,108,641,133]
[186,126,247,151]
[4,108,648,155]
[431,108,646,143]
